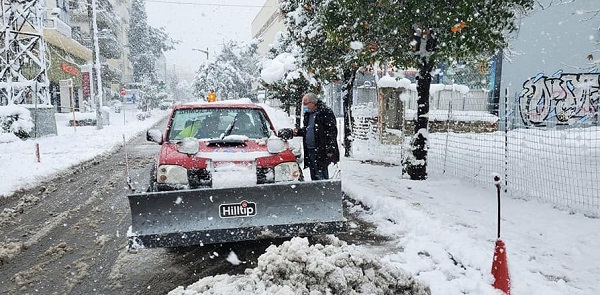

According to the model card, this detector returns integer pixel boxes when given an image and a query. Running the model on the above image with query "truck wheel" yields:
[148,164,158,192]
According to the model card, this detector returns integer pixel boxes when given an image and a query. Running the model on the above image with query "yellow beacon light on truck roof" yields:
[207,92,216,102]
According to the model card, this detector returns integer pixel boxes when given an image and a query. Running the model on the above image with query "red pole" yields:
[492,174,510,294]
[35,143,41,162]
[495,175,501,239]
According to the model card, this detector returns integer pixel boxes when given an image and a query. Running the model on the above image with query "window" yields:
[167,108,272,140]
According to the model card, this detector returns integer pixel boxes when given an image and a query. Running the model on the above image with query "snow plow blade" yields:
[127,180,346,248]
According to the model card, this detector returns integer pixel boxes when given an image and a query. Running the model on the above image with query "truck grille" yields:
[256,167,274,184]
[188,169,212,188]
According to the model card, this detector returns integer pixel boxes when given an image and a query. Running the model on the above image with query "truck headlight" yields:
[157,165,188,184]
[274,162,301,182]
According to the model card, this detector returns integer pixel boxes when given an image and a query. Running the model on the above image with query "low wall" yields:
[25,105,58,137]
[404,120,498,135]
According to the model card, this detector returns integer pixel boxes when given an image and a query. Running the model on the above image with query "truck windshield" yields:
[167,108,272,140]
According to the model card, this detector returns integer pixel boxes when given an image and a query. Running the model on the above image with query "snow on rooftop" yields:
[377,75,411,88]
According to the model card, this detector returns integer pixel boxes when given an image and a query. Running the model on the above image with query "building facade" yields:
[26,0,133,111]
[69,0,132,101]
[251,0,284,55]
[500,0,599,95]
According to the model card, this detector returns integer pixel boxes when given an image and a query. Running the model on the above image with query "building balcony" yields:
[98,30,122,59]
[69,0,121,36]
[101,59,123,83]
[43,17,72,38]
[73,30,122,59]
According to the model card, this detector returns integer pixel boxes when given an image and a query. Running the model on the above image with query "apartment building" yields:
[251,0,284,55]
[42,0,132,111]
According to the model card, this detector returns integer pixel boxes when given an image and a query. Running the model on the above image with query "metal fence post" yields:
[443,101,453,174]
[503,88,509,193]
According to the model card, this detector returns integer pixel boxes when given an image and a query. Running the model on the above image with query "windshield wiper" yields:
[221,114,238,139]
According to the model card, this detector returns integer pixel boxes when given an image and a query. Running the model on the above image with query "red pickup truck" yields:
[145,101,302,191]
[127,100,345,248]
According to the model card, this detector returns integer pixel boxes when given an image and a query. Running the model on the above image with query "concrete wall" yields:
[25,105,58,137]
[500,0,599,97]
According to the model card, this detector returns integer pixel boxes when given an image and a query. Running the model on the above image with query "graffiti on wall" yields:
[518,70,599,126]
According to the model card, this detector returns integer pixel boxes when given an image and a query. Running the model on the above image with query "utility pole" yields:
[87,0,103,129]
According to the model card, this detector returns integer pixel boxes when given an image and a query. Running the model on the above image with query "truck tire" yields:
[148,164,158,192]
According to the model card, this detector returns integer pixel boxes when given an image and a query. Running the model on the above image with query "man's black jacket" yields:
[297,101,340,169]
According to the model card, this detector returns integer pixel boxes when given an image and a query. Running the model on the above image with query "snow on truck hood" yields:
[196,137,271,161]
[161,136,274,189]
[195,150,272,162]
[162,136,272,162]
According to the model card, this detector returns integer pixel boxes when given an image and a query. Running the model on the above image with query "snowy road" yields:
[0,120,184,294]
[0,118,252,293]
[0,116,382,294]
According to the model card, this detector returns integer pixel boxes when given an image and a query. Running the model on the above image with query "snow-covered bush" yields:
[0,105,34,140]
[137,111,151,121]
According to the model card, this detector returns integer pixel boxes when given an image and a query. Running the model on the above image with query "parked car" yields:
[159,98,175,110]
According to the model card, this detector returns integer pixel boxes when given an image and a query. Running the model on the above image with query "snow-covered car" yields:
[158,98,175,110]
[111,99,122,113]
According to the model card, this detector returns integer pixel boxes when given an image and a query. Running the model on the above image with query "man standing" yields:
[294,92,340,180]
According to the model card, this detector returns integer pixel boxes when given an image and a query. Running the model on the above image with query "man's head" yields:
[302,92,318,112]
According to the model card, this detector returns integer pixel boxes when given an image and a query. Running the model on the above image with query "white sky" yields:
[145,0,267,81]
[0,100,598,294]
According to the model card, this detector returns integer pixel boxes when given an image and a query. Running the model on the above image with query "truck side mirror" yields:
[277,128,294,141]
[147,129,163,144]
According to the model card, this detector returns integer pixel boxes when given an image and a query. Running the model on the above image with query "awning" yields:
[43,28,92,62]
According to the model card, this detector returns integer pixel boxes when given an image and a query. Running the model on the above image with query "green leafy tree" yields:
[279,0,367,157]
[193,62,224,100]
[128,0,177,84]
[326,0,534,179]
[169,71,193,103]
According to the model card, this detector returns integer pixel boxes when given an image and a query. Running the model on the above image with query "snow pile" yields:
[405,109,499,123]
[168,237,430,295]
[211,164,258,189]
[377,75,411,89]
[407,83,470,95]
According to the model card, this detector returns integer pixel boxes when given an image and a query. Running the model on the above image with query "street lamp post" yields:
[192,48,209,60]
[88,0,103,129]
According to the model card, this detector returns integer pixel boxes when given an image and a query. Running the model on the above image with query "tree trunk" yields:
[341,68,356,157]
[490,51,503,116]
[407,57,434,180]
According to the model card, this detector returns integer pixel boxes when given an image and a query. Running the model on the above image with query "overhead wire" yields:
[142,0,272,8]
